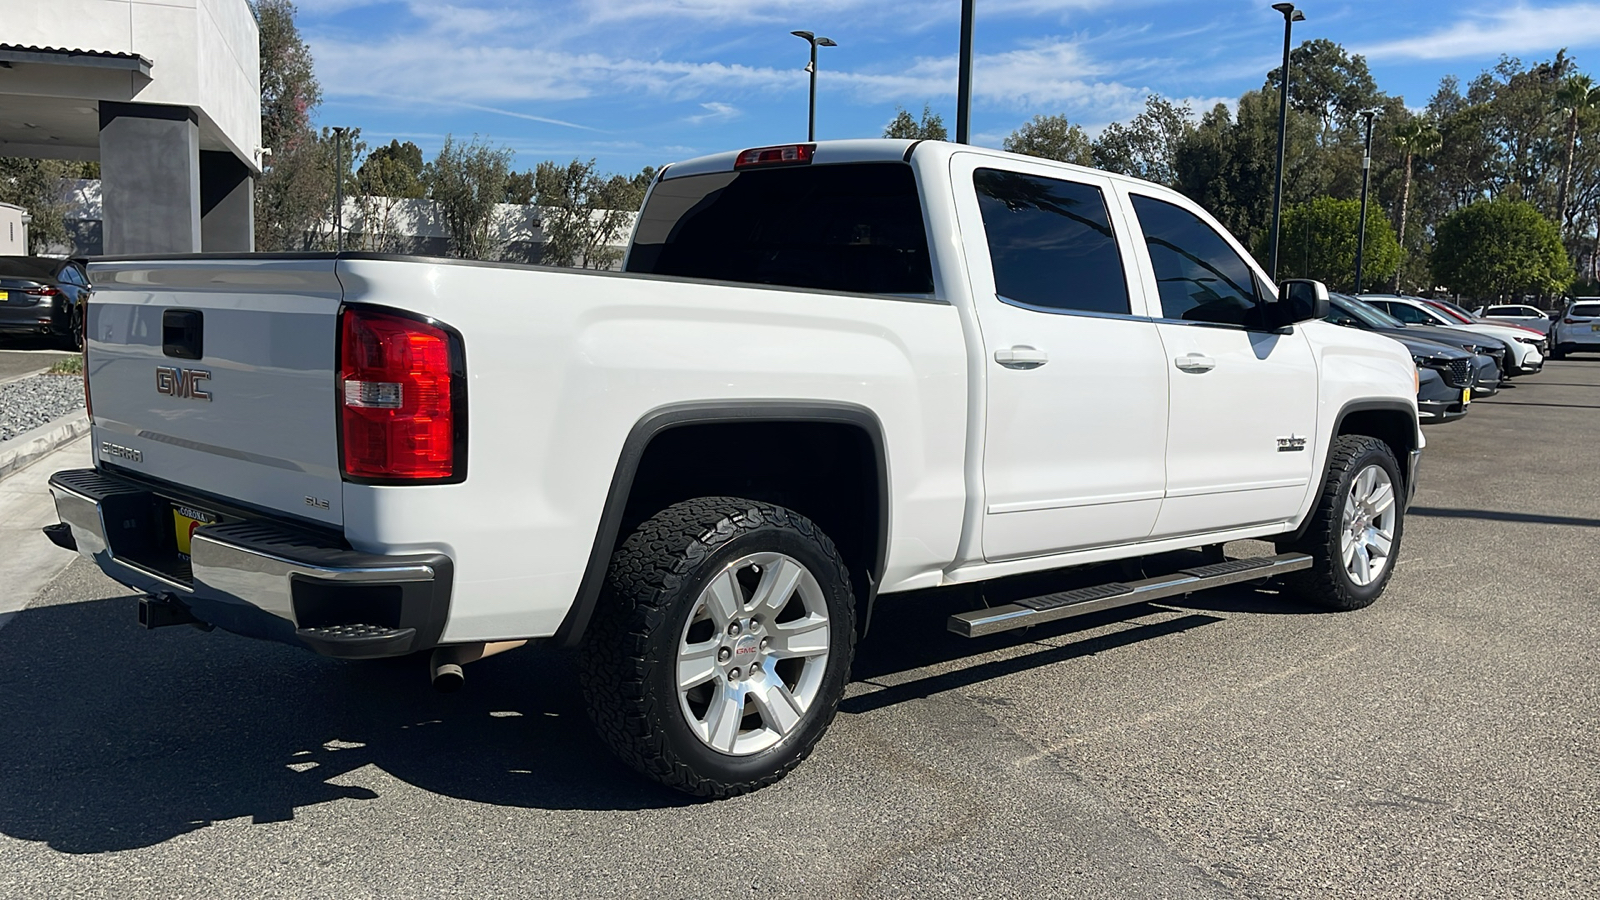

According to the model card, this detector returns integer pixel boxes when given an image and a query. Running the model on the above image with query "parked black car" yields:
[0,256,91,349]
[1326,293,1504,396]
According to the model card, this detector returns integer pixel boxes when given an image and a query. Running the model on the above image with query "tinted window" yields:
[60,266,85,287]
[972,169,1128,315]
[1571,303,1600,318]
[1486,306,1519,316]
[1130,195,1260,325]
[1383,303,1432,325]
[626,163,933,295]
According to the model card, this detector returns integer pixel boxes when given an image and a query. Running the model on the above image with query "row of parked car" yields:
[1323,292,1597,425]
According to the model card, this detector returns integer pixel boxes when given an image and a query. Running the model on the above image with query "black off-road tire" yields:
[579,497,857,798]
[1277,435,1405,611]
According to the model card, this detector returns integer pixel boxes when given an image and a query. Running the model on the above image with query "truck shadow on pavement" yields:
[0,576,1259,854]
[0,592,697,854]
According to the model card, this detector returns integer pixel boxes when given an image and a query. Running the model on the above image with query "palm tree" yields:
[1555,74,1600,233]
[1391,119,1441,292]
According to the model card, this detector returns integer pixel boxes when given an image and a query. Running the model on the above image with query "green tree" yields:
[1390,118,1442,291]
[1002,114,1094,166]
[504,170,536,205]
[1432,199,1573,299]
[0,158,74,253]
[1554,73,1600,230]
[253,0,334,250]
[424,135,513,260]
[1274,197,1400,291]
[1173,90,1324,252]
[883,104,948,140]
[1267,39,1383,142]
[534,159,648,269]
[1092,95,1194,186]
[357,140,424,199]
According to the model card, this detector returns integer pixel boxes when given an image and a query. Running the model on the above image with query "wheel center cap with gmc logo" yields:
[733,635,760,659]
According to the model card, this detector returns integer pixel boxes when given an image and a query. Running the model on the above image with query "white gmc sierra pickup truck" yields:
[47,139,1422,797]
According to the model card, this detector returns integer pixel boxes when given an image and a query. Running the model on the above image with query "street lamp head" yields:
[1271,2,1295,13]
[791,30,814,41]
[817,37,837,47]
[1292,10,1305,21]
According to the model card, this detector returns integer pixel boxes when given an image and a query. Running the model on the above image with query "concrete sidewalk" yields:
[0,436,89,633]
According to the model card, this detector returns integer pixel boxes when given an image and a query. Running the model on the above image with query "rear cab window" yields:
[972,168,1129,315]
[626,163,934,295]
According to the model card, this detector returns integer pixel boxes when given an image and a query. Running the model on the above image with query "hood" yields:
[1378,331,1473,360]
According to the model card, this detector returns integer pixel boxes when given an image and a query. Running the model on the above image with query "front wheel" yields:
[580,497,857,798]
[1278,435,1405,611]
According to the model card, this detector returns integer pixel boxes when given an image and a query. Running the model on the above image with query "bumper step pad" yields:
[949,552,1313,638]
[296,623,418,658]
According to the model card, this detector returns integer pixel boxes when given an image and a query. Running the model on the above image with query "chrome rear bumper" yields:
[47,467,453,658]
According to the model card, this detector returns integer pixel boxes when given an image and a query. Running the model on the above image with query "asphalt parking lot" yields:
[0,360,1596,899]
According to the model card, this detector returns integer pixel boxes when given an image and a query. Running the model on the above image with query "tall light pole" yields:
[331,126,347,253]
[1354,108,1378,294]
[956,0,976,144]
[791,31,837,141]
[1268,3,1304,283]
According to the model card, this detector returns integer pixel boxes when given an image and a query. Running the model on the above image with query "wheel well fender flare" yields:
[1283,399,1418,545]
[553,400,891,647]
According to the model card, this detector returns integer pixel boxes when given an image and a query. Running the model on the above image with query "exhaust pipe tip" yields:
[431,660,464,693]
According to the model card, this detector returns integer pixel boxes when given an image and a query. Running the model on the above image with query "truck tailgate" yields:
[84,258,346,527]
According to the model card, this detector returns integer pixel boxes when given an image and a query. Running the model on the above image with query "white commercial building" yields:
[0,0,261,252]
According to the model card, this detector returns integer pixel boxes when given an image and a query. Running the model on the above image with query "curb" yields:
[0,410,90,482]
[0,366,50,387]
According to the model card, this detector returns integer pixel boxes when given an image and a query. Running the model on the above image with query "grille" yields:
[1446,359,1473,388]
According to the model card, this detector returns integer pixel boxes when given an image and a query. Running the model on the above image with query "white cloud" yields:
[687,102,742,124]
[1361,3,1600,60]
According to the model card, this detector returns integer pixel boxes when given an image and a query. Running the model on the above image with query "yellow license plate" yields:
[0,290,9,302]
[1462,387,1471,405]
[1591,324,1600,331]
[172,506,216,556]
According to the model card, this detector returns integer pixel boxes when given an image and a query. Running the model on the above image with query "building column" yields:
[98,102,201,254]
[200,150,254,251]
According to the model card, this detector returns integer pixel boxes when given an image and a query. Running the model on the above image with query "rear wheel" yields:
[580,497,856,798]
[1278,435,1405,611]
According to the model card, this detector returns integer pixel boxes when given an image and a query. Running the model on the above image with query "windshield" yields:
[1331,294,1406,328]
[626,162,934,295]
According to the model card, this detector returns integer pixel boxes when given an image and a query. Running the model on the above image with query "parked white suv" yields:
[46,139,1421,797]
[1475,303,1553,336]
[1550,299,1600,357]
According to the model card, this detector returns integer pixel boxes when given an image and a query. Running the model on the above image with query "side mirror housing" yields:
[1274,278,1330,326]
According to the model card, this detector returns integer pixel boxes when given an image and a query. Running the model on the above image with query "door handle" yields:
[994,346,1049,370]
[1174,353,1216,373]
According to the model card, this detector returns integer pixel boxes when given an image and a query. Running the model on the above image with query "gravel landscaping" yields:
[0,374,86,442]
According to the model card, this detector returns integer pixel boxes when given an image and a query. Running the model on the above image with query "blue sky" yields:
[297,1,1600,176]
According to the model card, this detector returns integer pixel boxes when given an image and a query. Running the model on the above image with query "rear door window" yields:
[626,162,934,295]
[973,169,1129,315]
[1129,194,1262,327]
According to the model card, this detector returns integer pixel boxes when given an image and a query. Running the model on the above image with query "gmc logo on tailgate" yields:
[156,366,212,401]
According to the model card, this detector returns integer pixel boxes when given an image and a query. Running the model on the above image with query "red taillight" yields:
[338,307,461,482]
[734,144,815,168]
[1565,317,1581,324]
[24,286,62,297]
